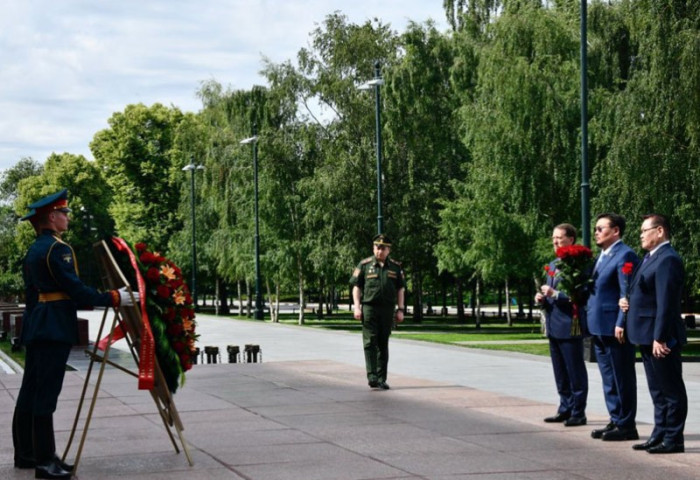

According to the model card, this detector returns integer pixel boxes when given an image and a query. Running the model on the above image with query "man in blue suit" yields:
[536,223,588,427]
[586,213,640,441]
[621,214,687,454]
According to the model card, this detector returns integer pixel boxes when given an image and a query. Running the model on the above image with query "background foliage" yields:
[1,1,698,314]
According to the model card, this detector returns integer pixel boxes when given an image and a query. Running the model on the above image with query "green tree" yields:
[591,0,700,297]
[91,103,185,251]
[383,21,467,320]
[438,1,582,322]
[14,153,114,287]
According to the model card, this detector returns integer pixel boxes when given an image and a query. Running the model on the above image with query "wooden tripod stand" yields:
[63,240,193,474]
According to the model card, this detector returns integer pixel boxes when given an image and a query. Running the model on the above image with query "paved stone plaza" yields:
[1,309,698,479]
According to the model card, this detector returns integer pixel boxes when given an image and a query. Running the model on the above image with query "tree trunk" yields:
[475,277,481,329]
[245,280,252,318]
[216,276,230,315]
[317,276,325,320]
[298,268,305,325]
[265,279,278,323]
[412,269,423,322]
[456,276,465,323]
[505,278,513,327]
[497,286,503,318]
[237,280,243,316]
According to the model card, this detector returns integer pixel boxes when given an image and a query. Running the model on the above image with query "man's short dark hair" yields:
[643,213,671,237]
[595,212,626,237]
[555,223,577,242]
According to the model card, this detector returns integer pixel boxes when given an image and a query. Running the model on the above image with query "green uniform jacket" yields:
[349,256,406,306]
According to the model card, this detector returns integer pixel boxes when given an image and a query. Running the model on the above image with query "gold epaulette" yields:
[360,256,374,265]
[389,258,402,267]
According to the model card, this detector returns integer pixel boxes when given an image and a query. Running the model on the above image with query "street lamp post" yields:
[358,61,385,235]
[580,1,590,248]
[182,159,205,311]
[240,125,264,320]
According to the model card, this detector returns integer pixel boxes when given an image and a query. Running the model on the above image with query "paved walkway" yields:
[0,308,698,479]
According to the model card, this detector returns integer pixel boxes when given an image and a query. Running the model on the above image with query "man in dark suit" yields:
[621,214,687,454]
[13,189,138,479]
[536,223,588,427]
[586,213,640,441]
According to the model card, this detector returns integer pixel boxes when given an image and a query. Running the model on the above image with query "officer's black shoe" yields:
[54,455,74,473]
[377,381,390,390]
[35,458,71,479]
[368,381,379,388]
[14,456,35,469]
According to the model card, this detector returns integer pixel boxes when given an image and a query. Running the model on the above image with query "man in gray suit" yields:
[586,213,640,441]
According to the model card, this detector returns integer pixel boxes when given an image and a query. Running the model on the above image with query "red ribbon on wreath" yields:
[97,237,155,390]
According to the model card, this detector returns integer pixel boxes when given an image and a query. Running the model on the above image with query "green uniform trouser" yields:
[362,304,394,383]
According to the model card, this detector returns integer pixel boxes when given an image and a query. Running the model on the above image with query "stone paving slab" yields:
[2,358,699,480]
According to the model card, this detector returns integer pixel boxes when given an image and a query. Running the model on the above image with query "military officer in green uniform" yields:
[13,189,137,479]
[350,234,406,390]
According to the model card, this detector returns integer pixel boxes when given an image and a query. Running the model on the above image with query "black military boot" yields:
[33,415,71,479]
[13,409,36,468]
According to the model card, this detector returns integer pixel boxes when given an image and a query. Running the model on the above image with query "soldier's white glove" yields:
[118,286,139,307]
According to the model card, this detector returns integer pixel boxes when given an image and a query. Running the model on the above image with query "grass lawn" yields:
[0,338,25,367]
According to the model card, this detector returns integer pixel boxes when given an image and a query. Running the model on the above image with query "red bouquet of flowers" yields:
[554,244,594,335]
[134,242,199,393]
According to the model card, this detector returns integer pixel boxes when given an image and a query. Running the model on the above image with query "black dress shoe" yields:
[632,438,663,451]
[35,459,71,479]
[591,422,616,439]
[54,455,74,473]
[602,427,639,441]
[377,381,390,390]
[647,442,684,454]
[564,416,587,427]
[544,412,571,423]
[368,381,379,388]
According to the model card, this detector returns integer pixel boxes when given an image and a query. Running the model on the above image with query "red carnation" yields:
[621,262,634,276]
[167,323,184,336]
[156,284,171,299]
[173,341,185,353]
[544,265,550,272]
[135,242,148,253]
[140,251,158,265]
[164,307,176,321]
[556,244,593,260]
[146,267,160,283]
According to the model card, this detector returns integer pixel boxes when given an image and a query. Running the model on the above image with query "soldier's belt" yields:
[38,292,71,302]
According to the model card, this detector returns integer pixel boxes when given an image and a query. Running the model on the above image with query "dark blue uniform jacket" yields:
[21,230,115,346]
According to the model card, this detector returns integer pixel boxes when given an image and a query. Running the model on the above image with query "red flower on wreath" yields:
[129,242,199,390]
[156,284,171,299]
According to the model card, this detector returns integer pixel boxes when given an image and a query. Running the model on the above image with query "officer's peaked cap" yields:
[20,189,71,221]
[372,234,392,247]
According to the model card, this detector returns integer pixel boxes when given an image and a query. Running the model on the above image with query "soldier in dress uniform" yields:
[12,189,138,479]
[349,234,406,390]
